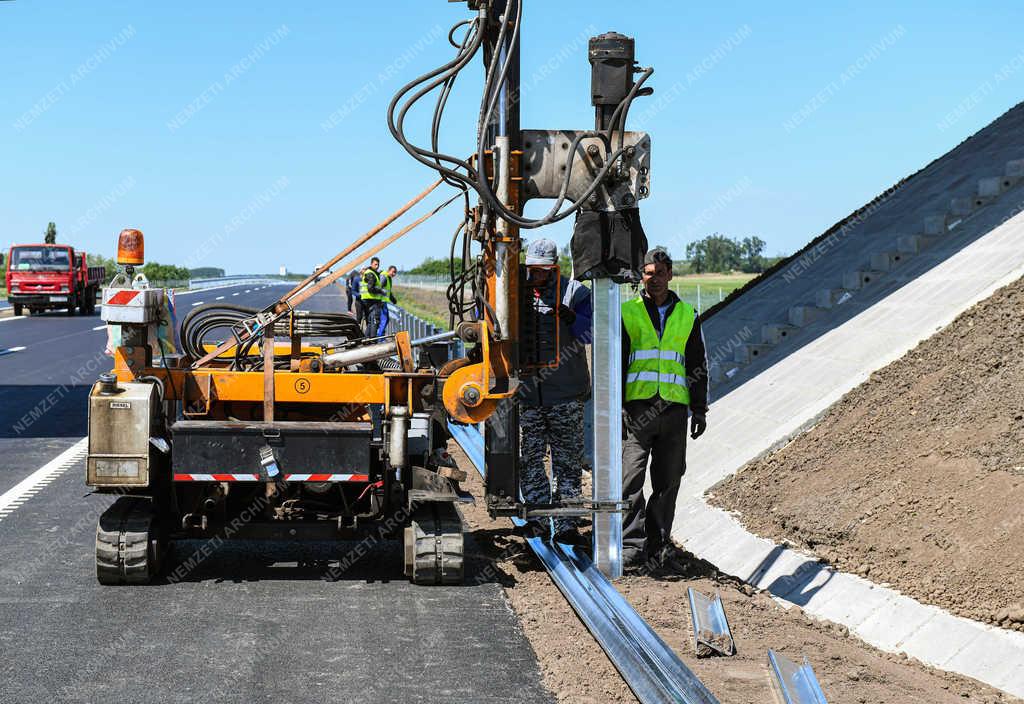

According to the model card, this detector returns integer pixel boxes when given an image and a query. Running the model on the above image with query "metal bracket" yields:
[521,498,625,520]
[687,588,735,657]
[767,650,828,704]
[257,445,281,480]
[520,129,651,211]
[182,373,211,418]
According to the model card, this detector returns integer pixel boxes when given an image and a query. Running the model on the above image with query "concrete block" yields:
[733,343,772,364]
[976,176,1005,205]
[761,323,797,345]
[842,270,883,290]
[896,235,935,254]
[815,288,852,309]
[788,305,826,327]
[855,593,937,652]
[870,251,904,271]
[923,214,948,236]
[1004,159,1024,188]
[949,196,974,216]
[708,361,724,384]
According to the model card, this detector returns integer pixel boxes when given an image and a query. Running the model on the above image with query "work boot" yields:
[653,544,691,575]
[552,527,589,548]
[622,550,649,576]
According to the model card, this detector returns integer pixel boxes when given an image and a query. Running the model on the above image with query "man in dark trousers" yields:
[346,269,362,321]
[359,257,387,337]
[518,238,592,544]
[376,265,398,337]
[621,247,708,573]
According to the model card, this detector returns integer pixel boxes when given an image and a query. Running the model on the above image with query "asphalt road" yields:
[0,283,552,704]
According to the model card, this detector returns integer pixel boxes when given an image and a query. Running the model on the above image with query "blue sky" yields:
[2,1,1023,274]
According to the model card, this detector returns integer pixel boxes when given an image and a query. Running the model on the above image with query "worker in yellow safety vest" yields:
[376,265,398,336]
[621,247,709,574]
[360,257,387,337]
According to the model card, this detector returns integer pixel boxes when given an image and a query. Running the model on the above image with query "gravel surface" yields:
[711,275,1024,633]
[451,443,1014,702]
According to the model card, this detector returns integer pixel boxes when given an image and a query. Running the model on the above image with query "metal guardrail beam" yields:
[397,304,719,702]
[448,419,720,704]
[767,650,828,704]
[188,276,283,290]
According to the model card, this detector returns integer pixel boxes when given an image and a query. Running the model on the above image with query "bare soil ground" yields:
[451,444,1013,703]
[711,276,1024,633]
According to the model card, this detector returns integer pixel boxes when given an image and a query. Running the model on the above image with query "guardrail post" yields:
[591,280,623,579]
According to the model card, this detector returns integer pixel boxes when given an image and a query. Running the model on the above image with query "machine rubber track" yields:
[404,503,464,586]
[95,496,161,585]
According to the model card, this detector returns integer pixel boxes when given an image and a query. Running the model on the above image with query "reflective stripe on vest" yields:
[621,297,694,405]
[360,269,383,301]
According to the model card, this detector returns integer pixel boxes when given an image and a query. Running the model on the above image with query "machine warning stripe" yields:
[173,473,370,482]
[107,290,141,305]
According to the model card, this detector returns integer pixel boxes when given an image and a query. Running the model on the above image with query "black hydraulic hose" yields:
[180,303,363,368]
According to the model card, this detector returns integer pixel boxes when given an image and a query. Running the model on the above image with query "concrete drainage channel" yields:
[447,422,721,704]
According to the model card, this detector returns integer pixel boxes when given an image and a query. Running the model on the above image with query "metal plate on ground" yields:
[687,588,735,657]
[767,650,828,704]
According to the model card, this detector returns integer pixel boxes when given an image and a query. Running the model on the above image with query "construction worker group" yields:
[348,257,397,338]
[519,240,708,574]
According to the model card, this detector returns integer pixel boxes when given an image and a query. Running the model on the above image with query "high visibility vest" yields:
[382,274,393,298]
[360,268,383,301]
[621,297,694,405]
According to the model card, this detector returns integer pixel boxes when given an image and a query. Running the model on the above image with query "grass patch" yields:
[668,273,756,310]
[392,286,449,329]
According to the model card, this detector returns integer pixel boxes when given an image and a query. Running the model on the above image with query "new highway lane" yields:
[0,283,551,704]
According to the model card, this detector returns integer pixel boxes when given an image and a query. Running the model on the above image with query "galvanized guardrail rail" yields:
[389,303,720,703]
[448,422,719,704]
[187,275,285,290]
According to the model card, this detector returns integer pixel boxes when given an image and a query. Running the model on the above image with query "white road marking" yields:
[0,346,27,357]
[92,325,106,331]
[192,301,204,307]
[231,292,239,296]
[216,296,225,300]
[0,438,88,523]
[244,289,251,293]
[0,316,27,324]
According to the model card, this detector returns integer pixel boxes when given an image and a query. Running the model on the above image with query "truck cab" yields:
[5,243,103,316]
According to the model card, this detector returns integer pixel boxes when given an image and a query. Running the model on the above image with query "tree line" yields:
[406,236,773,277]
[685,234,768,274]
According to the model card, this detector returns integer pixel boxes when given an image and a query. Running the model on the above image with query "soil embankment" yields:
[712,276,1024,632]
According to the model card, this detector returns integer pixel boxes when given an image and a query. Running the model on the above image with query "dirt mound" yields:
[711,275,1024,631]
[451,444,1014,702]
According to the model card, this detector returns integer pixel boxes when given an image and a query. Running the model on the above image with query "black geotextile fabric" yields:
[570,207,648,283]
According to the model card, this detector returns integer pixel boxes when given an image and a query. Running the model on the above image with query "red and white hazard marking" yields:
[173,473,370,482]
[106,290,141,306]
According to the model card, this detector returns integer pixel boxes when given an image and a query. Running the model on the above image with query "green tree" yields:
[685,234,740,273]
[188,267,226,278]
[44,222,57,244]
[408,256,462,276]
[558,243,572,278]
[141,262,191,282]
[86,253,117,274]
[739,236,767,273]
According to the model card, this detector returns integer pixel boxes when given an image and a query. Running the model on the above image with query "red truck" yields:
[5,243,106,316]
